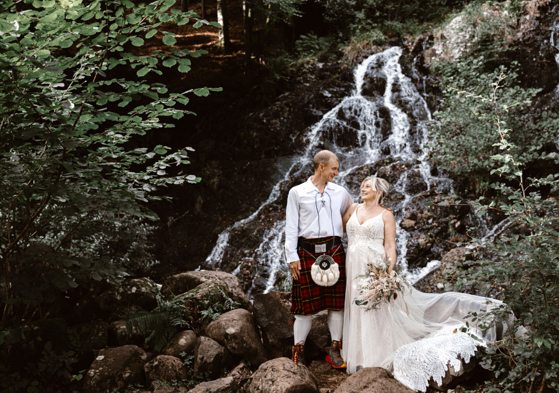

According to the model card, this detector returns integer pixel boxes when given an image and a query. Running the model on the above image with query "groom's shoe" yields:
[292,344,305,365]
[325,340,347,369]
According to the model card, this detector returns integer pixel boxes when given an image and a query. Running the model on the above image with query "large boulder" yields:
[163,330,197,358]
[82,345,148,393]
[96,278,157,313]
[205,308,269,367]
[253,291,294,358]
[334,367,414,393]
[440,248,469,274]
[306,310,330,357]
[188,377,237,393]
[189,363,253,393]
[162,270,251,310]
[144,355,187,388]
[247,357,319,393]
[194,336,235,379]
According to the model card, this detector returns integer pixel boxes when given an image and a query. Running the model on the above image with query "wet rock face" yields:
[247,357,319,393]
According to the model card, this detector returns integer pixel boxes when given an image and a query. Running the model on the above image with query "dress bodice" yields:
[346,207,387,270]
[346,207,385,246]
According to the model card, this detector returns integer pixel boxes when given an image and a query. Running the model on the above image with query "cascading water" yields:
[204,46,479,294]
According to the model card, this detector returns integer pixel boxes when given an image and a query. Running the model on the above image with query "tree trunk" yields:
[201,0,206,18]
[217,0,231,53]
[181,0,189,12]
[243,0,253,60]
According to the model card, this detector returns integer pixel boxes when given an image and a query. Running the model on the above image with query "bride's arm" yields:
[383,210,397,273]
[342,203,358,231]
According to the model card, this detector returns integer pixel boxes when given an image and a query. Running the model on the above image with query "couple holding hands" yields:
[285,150,508,391]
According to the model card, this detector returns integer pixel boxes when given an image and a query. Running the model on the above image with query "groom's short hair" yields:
[313,150,336,170]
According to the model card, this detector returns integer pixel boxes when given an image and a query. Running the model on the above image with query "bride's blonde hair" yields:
[361,176,390,205]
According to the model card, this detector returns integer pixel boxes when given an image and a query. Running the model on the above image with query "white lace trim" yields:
[393,329,480,392]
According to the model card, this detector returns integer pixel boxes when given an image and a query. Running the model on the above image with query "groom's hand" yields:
[289,260,302,281]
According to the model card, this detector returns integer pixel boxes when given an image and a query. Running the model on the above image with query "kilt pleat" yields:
[290,239,346,316]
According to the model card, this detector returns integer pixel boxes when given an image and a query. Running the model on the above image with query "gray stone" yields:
[144,355,187,387]
[162,270,251,311]
[187,377,237,393]
[247,357,319,393]
[163,330,197,358]
[334,367,414,393]
[83,345,148,393]
[194,336,235,379]
[253,291,294,358]
[206,308,269,367]
[228,363,253,385]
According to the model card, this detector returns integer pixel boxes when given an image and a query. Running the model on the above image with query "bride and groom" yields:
[285,150,507,391]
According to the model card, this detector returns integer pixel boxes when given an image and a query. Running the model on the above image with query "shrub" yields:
[430,58,558,194]
[435,66,559,392]
[0,0,221,325]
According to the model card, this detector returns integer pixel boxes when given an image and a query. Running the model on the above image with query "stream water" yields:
[203,46,488,295]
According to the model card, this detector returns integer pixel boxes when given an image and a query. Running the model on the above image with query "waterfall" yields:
[204,46,478,294]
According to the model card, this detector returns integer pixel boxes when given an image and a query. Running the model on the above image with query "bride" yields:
[341,176,514,392]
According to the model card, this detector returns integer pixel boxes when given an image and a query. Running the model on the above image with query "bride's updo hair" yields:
[361,176,390,205]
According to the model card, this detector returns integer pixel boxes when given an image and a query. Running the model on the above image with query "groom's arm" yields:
[285,188,302,280]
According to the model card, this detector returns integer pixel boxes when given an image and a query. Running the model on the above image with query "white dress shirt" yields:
[285,177,353,263]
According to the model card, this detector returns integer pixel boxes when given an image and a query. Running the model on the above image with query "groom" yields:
[285,150,353,368]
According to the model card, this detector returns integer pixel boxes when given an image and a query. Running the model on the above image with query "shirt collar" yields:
[305,176,335,193]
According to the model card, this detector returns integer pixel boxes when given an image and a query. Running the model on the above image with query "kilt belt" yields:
[290,236,346,316]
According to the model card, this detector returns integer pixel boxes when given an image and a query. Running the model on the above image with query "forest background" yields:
[0,0,558,391]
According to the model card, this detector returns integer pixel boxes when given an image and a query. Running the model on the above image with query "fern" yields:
[124,284,241,351]
[124,289,190,352]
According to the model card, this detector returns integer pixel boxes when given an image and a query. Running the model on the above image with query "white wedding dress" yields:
[342,208,513,392]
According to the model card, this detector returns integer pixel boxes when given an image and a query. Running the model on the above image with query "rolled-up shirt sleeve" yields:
[285,187,300,263]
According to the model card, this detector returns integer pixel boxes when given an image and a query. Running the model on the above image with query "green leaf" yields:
[0,20,14,33]
[146,29,158,39]
[162,58,177,67]
[178,64,191,73]
[193,88,209,97]
[131,37,144,46]
[193,21,203,28]
[35,49,51,58]
[209,21,221,28]
[154,147,167,155]
[60,39,74,48]
[137,67,150,77]
[162,35,177,45]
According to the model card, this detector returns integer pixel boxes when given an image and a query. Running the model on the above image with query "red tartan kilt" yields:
[290,244,346,315]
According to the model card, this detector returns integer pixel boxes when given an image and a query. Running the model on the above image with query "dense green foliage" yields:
[125,285,240,352]
[432,57,559,392]
[430,59,559,194]
[0,0,220,337]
